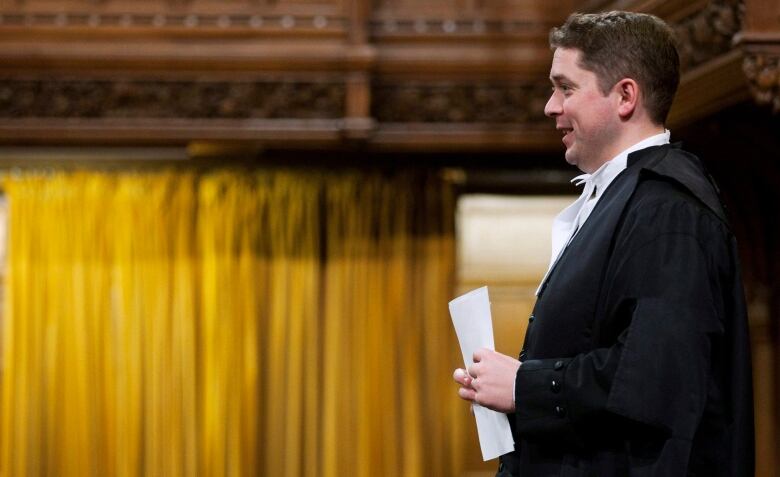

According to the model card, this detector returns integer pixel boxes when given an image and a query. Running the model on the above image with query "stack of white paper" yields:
[448,286,515,461]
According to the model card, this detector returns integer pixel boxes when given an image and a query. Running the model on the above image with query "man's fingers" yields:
[458,386,476,402]
[467,362,480,378]
[453,368,467,384]
[453,368,474,388]
[472,347,494,366]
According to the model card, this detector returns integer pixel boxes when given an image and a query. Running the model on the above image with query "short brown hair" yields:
[549,11,680,125]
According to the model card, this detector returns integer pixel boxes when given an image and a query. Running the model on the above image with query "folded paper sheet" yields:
[449,286,515,461]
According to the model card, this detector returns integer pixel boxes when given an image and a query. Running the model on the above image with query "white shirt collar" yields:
[571,129,671,198]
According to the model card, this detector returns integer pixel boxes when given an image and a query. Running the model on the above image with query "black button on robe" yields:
[501,144,754,476]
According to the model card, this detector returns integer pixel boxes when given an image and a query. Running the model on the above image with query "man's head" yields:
[544,11,680,173]
[549,11,680,126]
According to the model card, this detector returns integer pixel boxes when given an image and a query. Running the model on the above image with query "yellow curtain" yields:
[0,168,466,477]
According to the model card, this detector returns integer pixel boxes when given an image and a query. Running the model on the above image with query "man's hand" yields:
[452,348,521,413]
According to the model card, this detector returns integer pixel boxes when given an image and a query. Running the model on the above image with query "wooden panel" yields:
[0,0,764,150]
[0,0,349,41]
[668,50,751,128]
[371,125,559,152]
[742,0,780,33]
[749,291,777,477]
[0,0,563,147]
[0,118,346,145]
[373,0,576,21]
[1,0,345,14]
[580,0,709,22]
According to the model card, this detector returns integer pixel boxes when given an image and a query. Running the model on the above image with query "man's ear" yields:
[615,79,639,119]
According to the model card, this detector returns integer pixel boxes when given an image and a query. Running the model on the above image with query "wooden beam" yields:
[668,49,750,129]
[371,123,559,152]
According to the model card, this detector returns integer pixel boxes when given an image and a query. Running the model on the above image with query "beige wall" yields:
[455,194,574,475]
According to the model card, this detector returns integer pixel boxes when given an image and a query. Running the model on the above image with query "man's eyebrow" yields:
[550,74,574,84]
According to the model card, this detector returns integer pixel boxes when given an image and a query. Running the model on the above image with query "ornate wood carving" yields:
[667,50,750,128]
[673,0,742,72]
[742,52,780,112]
[0,0,769,146]
[738,0,780,113]
[589,0,752,126]
[372,81,549,124]
[0,78,345,119]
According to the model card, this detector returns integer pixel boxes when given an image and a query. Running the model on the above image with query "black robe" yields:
[499,144,754,476]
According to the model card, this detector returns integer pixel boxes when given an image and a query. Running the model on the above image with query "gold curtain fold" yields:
[0,168,466,477]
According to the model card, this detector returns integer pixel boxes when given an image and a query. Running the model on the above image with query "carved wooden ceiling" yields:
[0,0,776,151]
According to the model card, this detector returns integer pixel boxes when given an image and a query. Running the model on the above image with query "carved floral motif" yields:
[674,0,742,72]
[372,82,550,123]
[0,79,345,119]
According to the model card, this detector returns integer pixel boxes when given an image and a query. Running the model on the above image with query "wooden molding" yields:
[0,40,375,73]
[0,117,346,145]
[0,13,348,35]
[0,0,347,15]
[581,0,710,23]
[371,123,559,152]
[668,49,751,128]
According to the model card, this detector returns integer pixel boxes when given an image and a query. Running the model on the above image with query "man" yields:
[453,11,754,476]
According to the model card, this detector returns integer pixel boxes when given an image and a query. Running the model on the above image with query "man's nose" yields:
[544,92,561,118]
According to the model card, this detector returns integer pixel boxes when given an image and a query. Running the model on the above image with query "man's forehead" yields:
[549,48,586,79]
[551,47,582,65]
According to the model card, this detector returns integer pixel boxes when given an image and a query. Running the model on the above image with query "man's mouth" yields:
[558,128,573,145]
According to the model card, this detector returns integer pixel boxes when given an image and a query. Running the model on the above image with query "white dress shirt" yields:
[536,130,671,295]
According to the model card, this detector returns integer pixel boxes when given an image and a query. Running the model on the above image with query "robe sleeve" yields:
[513,193,729,445]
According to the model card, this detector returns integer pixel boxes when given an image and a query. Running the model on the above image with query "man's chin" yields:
[564,149,578,167]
